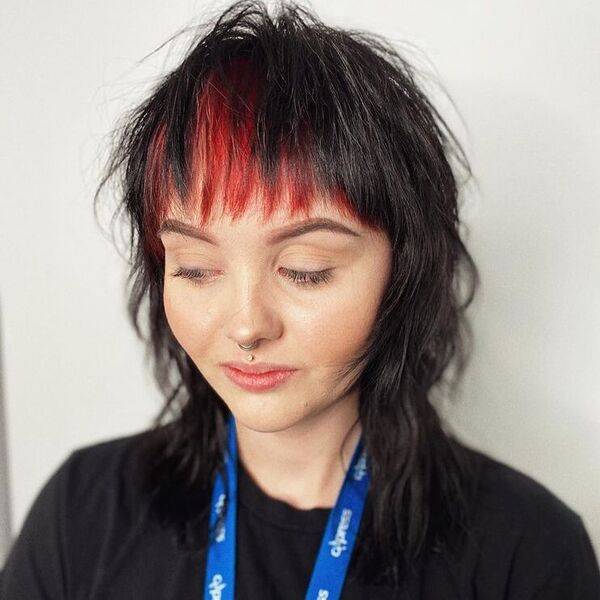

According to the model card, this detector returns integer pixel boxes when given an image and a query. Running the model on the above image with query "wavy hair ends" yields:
[94,0,481,589]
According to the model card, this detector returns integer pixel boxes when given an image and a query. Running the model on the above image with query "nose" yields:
[224,272,282,348]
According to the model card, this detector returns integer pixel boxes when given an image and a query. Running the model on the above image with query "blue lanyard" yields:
[204,415,370,600]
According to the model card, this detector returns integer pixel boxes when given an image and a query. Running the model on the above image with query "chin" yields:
[228,401,315,435]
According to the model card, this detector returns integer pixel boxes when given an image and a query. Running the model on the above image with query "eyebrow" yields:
[157,217,362,246]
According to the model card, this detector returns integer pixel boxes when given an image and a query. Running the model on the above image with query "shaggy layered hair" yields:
[94,0,480,589]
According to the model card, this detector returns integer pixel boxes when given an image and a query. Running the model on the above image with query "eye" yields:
[279,268,334,287]
[170,267,212,285]
[169,266,335,287]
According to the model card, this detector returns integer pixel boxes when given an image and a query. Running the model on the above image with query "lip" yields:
[220,363,299,392]
[220,361,298,374]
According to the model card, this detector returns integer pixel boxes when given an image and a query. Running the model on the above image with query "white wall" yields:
[1,0,598,567]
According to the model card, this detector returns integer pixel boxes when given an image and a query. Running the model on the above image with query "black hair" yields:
[94,0,480,588]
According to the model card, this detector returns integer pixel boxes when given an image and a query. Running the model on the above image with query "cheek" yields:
[300,242,391,368]
[163,285,215,356]
[296,281,384,368]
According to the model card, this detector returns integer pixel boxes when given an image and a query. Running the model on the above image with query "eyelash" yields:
[170,267,334,287]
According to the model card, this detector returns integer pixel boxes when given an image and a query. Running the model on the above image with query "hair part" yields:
[94,0,480,588]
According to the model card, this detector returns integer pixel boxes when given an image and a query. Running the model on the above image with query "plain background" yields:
[1,0,598,568]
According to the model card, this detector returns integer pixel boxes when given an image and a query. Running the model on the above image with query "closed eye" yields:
[169,267,335,287]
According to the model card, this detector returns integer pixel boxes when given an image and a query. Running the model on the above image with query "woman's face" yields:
[159,197,392,434]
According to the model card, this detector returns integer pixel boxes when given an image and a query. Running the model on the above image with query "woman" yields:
[1,1,598,598]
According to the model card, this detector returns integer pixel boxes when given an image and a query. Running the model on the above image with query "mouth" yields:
[220,361,297,374]
[221,365,299,392]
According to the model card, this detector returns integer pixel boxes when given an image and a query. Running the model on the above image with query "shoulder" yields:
[468,447,584,543]
[60,427,164,521]
[65,429,149,489]
[456,445,600,598]
[0,428,159,599]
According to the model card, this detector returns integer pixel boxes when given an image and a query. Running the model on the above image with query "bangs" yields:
[143,56,370,259]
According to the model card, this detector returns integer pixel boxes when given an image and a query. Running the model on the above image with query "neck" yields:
[234,391,362,510]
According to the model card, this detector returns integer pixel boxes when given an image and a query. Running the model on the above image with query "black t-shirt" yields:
[1,430,598,599]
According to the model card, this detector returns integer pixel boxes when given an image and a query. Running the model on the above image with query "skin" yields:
[159,195,392,509]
